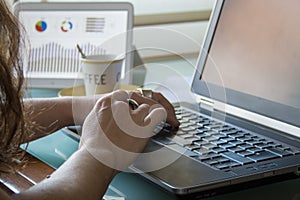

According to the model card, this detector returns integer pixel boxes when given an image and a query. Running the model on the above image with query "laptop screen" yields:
[192,0,300,127]
[15,2,133,88]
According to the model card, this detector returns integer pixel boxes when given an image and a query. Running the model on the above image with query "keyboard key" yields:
[247,140,263,146]
[167,144,198,157]
[212,126,230,132]
[286,148,300,155]
[220,143,236,149]
[202,143,218,150]
[179,134,194,139]
[198,122,210,127]
[247,151,279,162]
[213,163,230,170]
[206,124,222,129]
[175,130,187,135]
[266,147,293,157]
[238,150,255,157]
[228,161,242,168]
[193,148,210,155]
[212,147,227,154]
[222,130,239,136]
[204,159,219,166]
[229,140,244,146]
[215,134,228,139]
[255,143,272,149]
[215,157,230,163]
[238,136,253,142]
[221,152,255,165]
[206,152,220,158]
[181,127,197,132]
[186,144,201,151]
[221,137,236,143]
[194,140,210,146]
[178,118,189,124]
[203,135,218,142]
[197,127,209,132]
[239,143,253,150]
[189,130,201,135]
[211,140,227,146]
[167,135,193,146]
[228,132,245,138]
[251,135,263,140]
[248,147,264,153]
[205,130,219,136]
[228,146,244,153]
[187,115,199,121]
[181,112,193,117]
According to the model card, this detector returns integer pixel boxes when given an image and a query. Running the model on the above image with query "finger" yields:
[144,107,167,132]
[111,90,129,103]
[129,91,158,108]
[152,92,180,127]
[131,104,150,125]
[111,101,152,139]
[130,91,180,127]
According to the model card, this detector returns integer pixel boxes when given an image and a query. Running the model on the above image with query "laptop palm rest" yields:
[131,140,235,194]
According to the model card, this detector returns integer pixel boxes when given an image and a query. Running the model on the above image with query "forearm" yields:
[23,96,97,141]
[24,97,74,140]
[13,148,117,200]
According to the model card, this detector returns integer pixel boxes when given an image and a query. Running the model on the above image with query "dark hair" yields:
[0,0,27,172]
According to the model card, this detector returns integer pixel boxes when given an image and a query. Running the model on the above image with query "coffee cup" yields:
[81,54,123,96]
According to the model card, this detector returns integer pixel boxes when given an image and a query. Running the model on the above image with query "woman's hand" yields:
[79,90,167,171]
[73,89,180,127]
[129,90,180,127]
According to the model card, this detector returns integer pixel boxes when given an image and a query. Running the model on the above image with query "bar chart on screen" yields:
[27,43,107,78]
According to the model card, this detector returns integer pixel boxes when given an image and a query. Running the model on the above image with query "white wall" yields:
[15,0,214,58]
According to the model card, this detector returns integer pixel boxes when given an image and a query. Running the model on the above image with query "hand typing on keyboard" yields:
[128,90,180,128]
[80,90,169,171]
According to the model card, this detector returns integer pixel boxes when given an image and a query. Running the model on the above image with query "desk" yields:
[1,56,300,200]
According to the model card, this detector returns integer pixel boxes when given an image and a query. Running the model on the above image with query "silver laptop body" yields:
[130,0,300,198]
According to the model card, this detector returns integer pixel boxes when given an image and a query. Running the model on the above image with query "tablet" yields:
[14,2,134,88]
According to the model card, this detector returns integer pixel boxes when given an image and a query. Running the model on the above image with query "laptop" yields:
[128,0,300,198]
[14,2,134,88]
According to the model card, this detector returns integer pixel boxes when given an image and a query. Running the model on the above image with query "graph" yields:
[27,43,106,76]
[61,20,73,32]
[86,17,105,33]
[35,20,47,32]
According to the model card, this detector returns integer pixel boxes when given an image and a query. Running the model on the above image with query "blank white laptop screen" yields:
[15,2,133,88]
[202,0,300,110]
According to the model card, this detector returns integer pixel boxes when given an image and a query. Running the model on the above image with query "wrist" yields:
[78,146,119,176]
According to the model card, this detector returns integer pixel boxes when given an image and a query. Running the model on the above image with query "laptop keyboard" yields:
[153,106,300,170]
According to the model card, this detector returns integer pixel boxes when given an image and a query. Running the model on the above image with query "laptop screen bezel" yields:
[191,0,299,127]
[13,2,134,86]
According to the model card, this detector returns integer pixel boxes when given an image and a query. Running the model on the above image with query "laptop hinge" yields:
[199,97,214,112]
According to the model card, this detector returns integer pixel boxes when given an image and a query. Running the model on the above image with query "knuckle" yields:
[140,103,150,110]
[128,91,139,99]
[153,91,162,97]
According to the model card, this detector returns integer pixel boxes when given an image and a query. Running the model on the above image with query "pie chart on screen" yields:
[35,20,47,32]
[61,20,73,32]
